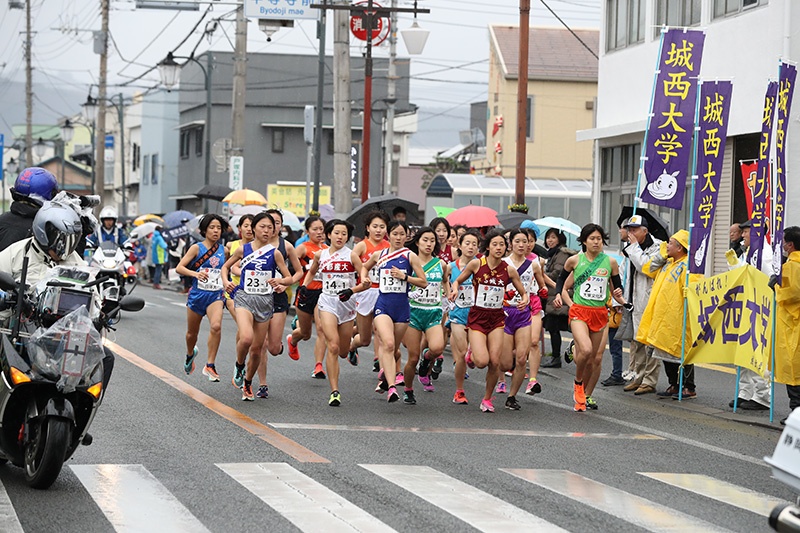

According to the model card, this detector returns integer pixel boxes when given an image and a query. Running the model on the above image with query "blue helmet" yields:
[12,167,58,205]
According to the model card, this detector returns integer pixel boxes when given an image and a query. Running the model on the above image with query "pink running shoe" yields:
[394,372,405,387]
[464,347,475,369]
[480,399,495,413]
[419,375,435,392]
[495,381,507,394]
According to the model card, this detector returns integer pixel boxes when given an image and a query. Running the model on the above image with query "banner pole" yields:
[733,366,741,412]
[633,26,668,213]
[770,290,776,423]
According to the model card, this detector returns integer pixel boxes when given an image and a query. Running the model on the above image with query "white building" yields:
[579,0,792,273]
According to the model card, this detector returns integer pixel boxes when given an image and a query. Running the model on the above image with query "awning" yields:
[260,122,362,131]
[174,119,205,131]
[168,194,199,200]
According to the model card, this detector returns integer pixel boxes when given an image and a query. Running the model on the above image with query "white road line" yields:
[502,469,733,533]
[143,301,163,308]
[217,463,396,533]
[70,464,209,533]
[361,464,569,532]
[0,479,23,533]
[170,302,186,308]
[640,472,788,517]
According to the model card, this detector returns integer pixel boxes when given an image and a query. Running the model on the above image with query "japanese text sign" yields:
[773,63,797,280]
[640,29,706,210]
[748,81,778,270]
[267,184,331,217]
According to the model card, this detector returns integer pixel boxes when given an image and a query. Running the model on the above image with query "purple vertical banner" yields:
[689,81,733,274]
[772,63,797,280]
[640,29,706,210]
[748,81,779,270]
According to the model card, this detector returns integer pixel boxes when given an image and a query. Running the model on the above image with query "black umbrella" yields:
[346,195,421,237]
[498,212,537,230]
[196,184,233,202]
[616,206,670,242]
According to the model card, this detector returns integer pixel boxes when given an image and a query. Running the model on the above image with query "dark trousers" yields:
[663,360,695,391]
[788,384,800,411]
[548,328,562,358]
[608,327,623,379]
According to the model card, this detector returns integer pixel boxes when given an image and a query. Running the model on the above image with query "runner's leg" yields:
[205,300,224,365]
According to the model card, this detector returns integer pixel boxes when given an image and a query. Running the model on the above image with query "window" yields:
[655,0,701,29]
[195,126,204,156]
[272,129,284,153]
[328,131,335,156]
[714,0,767,17]
[600,143,641,231]
[606,0,645,52]
[151,153,159,184]
[143,154,150,185]
[180,130,190,159]
[132,143,140,172]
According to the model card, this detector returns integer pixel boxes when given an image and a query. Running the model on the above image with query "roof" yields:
[10,124,62,141]
[427,174,591,198]
[490,25,599,82]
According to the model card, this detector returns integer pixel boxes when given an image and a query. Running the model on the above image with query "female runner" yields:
[348,211,390,368]
[449,230,529,413]
[522,227,547,396]
[497,229,546,410]
[554,223,626,412]
[362,221,427,403]
[221,212,293,401]
[447,230,480,405]
[428,217,455,379]
[402,227,449,404]
[224,215,254,321]
[303,219,369,406]
[287,216,328,378]
[176,214,228,380]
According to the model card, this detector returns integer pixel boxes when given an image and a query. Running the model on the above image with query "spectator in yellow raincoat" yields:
[636,230,702,398]
[775,225,800,425]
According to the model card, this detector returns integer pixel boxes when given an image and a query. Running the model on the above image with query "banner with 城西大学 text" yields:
[772,62,797,280]
[747,81,778,270]
[685,265,772,376]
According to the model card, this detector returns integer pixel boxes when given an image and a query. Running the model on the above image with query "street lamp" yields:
[60,120,74,144]
[83,95,98,123]
[3,157,18,213]
[33,137,47,160]
[158,51,212,212]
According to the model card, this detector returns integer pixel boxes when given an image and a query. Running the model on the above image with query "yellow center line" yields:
[105,340,330,464]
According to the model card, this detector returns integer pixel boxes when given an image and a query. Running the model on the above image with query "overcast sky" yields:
[0,0,600,145]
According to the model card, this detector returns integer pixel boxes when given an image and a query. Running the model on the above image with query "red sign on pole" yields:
[349,1,389,45]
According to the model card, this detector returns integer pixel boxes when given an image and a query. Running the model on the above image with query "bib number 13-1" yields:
[380,269,406,293]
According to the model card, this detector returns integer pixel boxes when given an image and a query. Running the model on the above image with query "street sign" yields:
[244,0,318,20]
[349,1,390,44]
[105,135,114,149]
[229,156,244,191]
[303,105,314,146]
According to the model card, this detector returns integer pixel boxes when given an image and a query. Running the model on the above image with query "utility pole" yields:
[384,0,397,196]
[24,0,32,167]
[230,3,247,165]
[514,0,531,206]
[332,2,352,215]
[312,6,327,212]
[95,0,110,196]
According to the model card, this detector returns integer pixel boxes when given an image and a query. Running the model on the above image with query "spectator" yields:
[151,226,169,290]
[601,220,630,387]
[775,225,800,425]
[729,223,744,256]
[392,206,407,222]
[540,229,576,367]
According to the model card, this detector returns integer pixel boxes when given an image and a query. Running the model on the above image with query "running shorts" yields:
[569,303,608,333]
[467,307,504,335]
[296,287,322,315]
[186,289,223,317]
[410,306,443,332]
[234,291,275,323]
[447,305,470,327]
[530,294,543,315]
[374,294,410,323]
[273,291,290,314]
[354,287,379,316]
[503,305,532,335]
[318,293,357,325]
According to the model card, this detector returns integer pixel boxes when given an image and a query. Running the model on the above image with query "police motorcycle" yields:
[88,240,138,302]
[766,409,800,532]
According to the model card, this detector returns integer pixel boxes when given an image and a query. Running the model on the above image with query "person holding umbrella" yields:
[540,229,577,368]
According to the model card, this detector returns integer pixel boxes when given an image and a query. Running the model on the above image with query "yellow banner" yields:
[685,265,773,375]
[267,185,331,217]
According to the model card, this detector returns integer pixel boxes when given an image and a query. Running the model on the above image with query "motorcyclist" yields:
[88,206,128,248]
[0,200,114,390]
[0,167,59,252]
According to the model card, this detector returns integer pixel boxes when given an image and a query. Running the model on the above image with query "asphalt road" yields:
[0,283,794,532]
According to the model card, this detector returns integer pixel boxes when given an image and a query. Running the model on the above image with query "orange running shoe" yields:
[573,382,586,412]
[452,390,468,405]
[287,334,300,360]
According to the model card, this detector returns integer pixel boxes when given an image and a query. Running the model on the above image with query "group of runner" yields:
[175,209,627,412]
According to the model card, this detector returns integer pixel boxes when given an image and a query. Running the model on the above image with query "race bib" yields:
[244,270,274,295]
[476,284,503,309]
[455,284,474,308]
[322,272,353,296]
[579,275,606,302]
[411,281,440,306]
[369,265,381,284]
[197,268,223,292]
[380,268,406,294]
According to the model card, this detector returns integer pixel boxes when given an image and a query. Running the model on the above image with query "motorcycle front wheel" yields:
[24,417,72,489]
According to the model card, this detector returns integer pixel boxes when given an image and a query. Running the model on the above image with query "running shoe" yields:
[464,347,475,369]
[403,390,417,405]
[464,371,469,380]
[242,383,255,401]
[387,386,400,403]
[564,340,575,364]
[495,381,507,394]
[418,350,432,377]
[312,362,326,379]
[202,363,220,382]
[375,369,389,393]
[504,396,521,410]
[586,396,598,410]
[256,385,269,398]
[431,356,444,380]
[452,390,468,405]
[291,315,298,330]
[348,348,359,366]
[184,347,198,375]
[573,382,586,412]
[328,390,341,407]
[274,343,284,357]
[232,363,246,389]
[287,335,300,360]
[480,399,495,413]
[525,379,542,396]
[419,375,435,392]
[373,356,380,372]
[394,372,405,387]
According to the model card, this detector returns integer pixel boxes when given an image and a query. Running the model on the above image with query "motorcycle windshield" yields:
[26,306,105,393]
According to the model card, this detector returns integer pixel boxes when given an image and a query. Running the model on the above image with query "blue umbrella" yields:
[534,216,582,249]
[163,210,195,228]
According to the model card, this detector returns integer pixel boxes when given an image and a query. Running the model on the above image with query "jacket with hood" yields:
[0,200,39,253]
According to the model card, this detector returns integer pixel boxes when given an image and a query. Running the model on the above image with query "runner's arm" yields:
[405,252,428,289]
[302,251,322,287]
[441,262,451,299]
[284,242,305,284]
[609,258,626,305]
[507,265,530,310]
[449,258,479,300]
[350,252,369,294]
[175,244,201,278]
[532,261,548,298]
[272,250,294,286]
[221,246,244,293]
[361,251,378,283]
[560,270,576,308]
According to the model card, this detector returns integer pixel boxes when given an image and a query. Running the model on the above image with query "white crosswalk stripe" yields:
[361,464,570,532]
[640,472,789,517]
[0,479,23,533]
[70,464,210,532]
[502,468,734,533]
[218,462,397,532]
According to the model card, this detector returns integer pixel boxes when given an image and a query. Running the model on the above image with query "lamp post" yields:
[60,119,74,191]
[80,101,98,196]
[84,93,127,214]
[158,51,212,212]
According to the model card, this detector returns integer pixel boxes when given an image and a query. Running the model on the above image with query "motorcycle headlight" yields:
[103,259,117,269]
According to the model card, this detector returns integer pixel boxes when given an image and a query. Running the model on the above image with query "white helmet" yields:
[99,206,118,221]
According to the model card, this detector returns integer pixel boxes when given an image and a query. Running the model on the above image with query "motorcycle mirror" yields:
[0,272,16,291]
[119,296,145,312]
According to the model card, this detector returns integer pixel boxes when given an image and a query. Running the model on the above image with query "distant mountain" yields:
[0,78,86,140]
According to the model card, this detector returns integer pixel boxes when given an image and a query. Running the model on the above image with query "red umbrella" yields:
[446,205,500,228]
